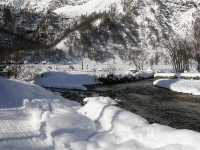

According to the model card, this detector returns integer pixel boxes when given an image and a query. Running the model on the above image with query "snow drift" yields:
[34,71,99,90]
[153,79,200,95]
[0,76,200,150]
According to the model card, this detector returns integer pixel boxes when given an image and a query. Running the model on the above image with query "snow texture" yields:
[34,71,99,90]
[54,0,124,18]
[83,96,118,105]
[0,76,200,149]
[154,79,200,95]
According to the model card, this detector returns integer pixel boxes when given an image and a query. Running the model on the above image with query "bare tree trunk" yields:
[162,36,192,73]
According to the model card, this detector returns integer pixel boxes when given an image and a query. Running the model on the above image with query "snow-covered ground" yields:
[33,71,99,90]
[154,79,200,95]
[1,68,200,149]
[18,57,155,90]
[154,72,200,78]
[153,73,200,95]
[0,76,79,149]
[32,69,155,90]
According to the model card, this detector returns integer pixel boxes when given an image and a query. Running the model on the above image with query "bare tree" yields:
[154,51,160,65]
[162,36,192,73]
[128,48,148,70]
[192,17,200,72]
[3,51,23,79]
[107,64,116,75]
[11,51,23,79]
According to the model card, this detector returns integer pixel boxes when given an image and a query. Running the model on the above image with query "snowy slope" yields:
[0,77,78,108]
[0,0,108,13]
[54,0,124,18]
[0,0,53,12]
[0,0,123,14]
[53,0,200,62]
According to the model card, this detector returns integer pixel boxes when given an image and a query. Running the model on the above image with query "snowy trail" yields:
[0,108,53,149]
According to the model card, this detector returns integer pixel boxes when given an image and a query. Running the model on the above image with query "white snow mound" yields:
[153,79,200,95]
[47,113,96,149]
[34,71,98,90]
[78,100,200,150]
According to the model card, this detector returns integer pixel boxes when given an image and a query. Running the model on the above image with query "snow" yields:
[1,0,200,148]
[78,100,200,150]
[92,19,102,27]
[33,71,99,90]
[0,76,71,108]
[83,96,118,105]
[153,72,200,95]
[155,72,200,78]
[1,73,200,149]
[47,113,96,149]
[153,79,200,95]
[54,0,124,18]
[0,76,79,149]
[0,0,54,13]
[133,70,155,79]
[174,8,198,35]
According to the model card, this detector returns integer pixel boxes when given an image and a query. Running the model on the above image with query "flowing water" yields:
[47,79,200,132]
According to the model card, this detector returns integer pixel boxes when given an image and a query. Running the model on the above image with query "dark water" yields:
[47,79,200,132]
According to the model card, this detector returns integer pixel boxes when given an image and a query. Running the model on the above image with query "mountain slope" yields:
[0,0,91,13]
[0,0,200,65]
[54,0,124,18]
[54,0,200,62]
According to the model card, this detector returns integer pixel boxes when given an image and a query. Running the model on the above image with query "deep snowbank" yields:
[47,113,96,149]
[1,77,200,150]
[0,77,78,108]
[78,100,200,150]
[153,79,200,95]
[33,70,154,90]
[34,71,99,90]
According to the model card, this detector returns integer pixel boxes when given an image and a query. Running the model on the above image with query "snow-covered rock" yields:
[83,96,118,105]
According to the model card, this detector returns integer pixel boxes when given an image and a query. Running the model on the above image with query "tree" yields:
[11,51,23,79]
[107,64,116,75]
[192,17,200,72]
[3,5,12,27]
[162,36,192,73]
[154,51,160,65]
[68,46,74,56]
[128,48,148,70]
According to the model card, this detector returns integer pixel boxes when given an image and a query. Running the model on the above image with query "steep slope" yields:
[54,0,200,63]
[54,0,124,18]
[0,0,91,13]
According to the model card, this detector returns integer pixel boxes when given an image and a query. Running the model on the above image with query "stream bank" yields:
[47,79,200,132]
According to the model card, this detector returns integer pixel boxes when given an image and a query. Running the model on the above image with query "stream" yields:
[47,79,200,132]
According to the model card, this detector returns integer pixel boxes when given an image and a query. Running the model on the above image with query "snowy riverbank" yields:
[153,79,200,95]
[1,75,200,150]
[32,69,154,90]
[33,71,100,90]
